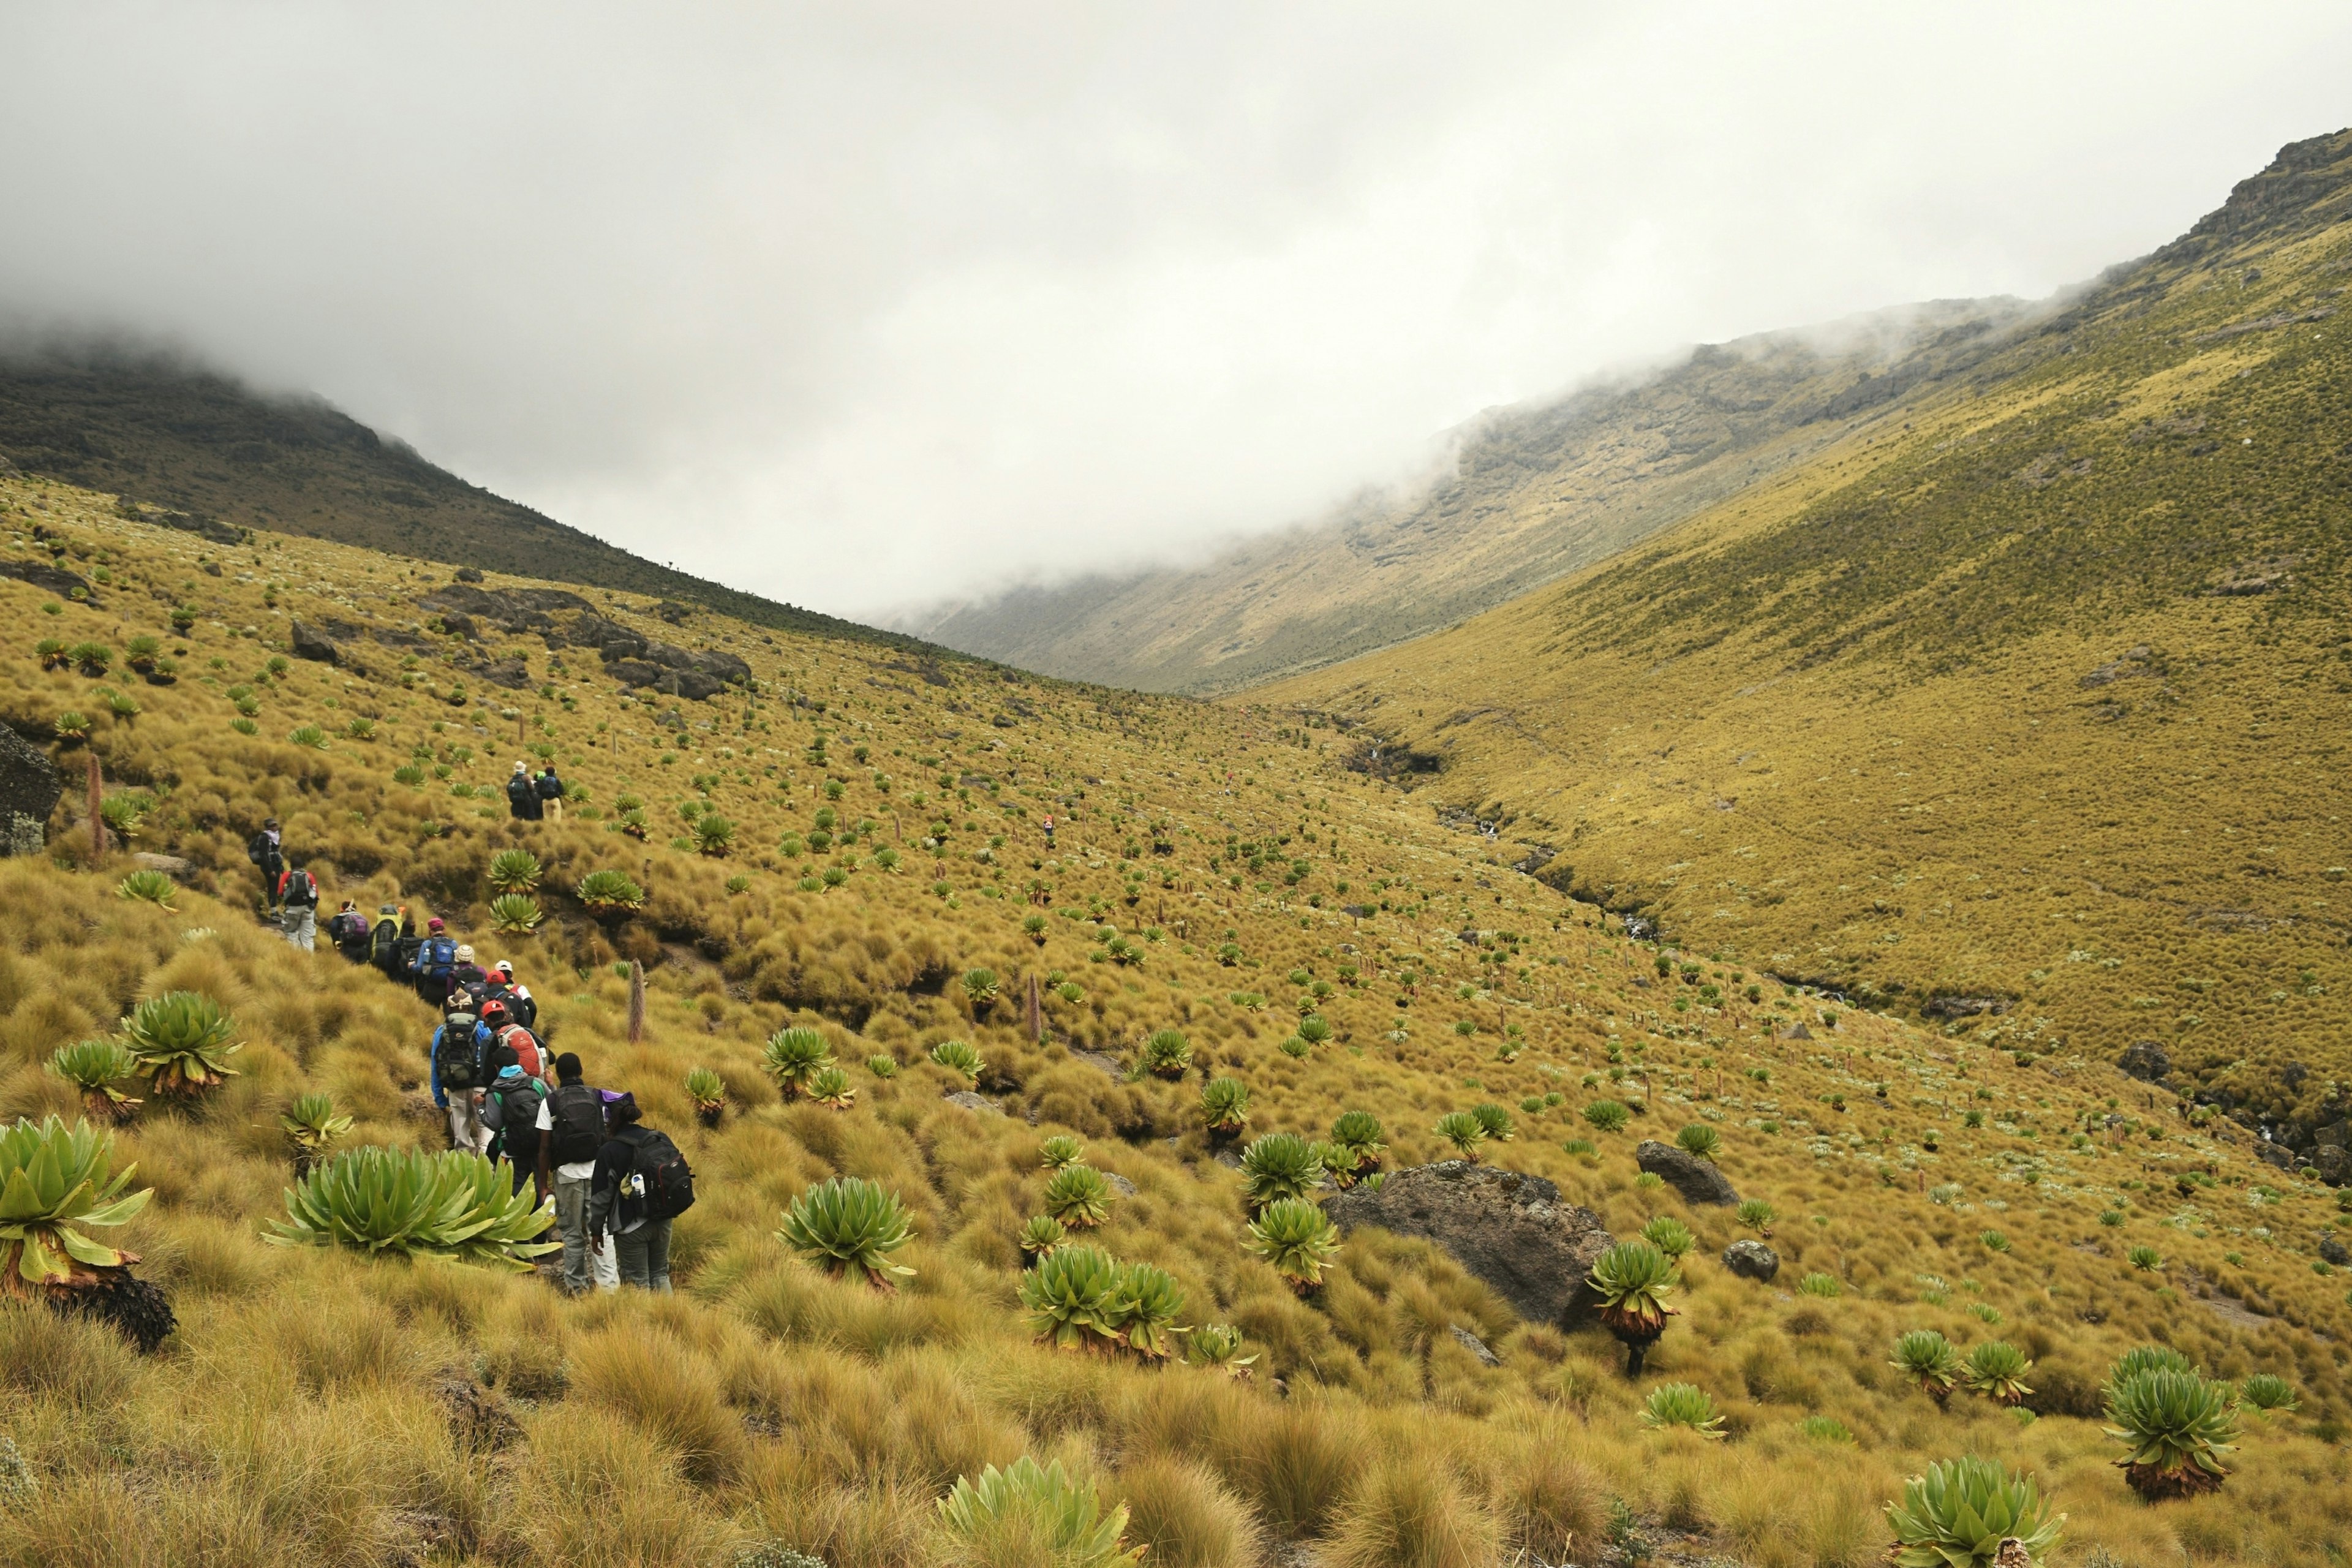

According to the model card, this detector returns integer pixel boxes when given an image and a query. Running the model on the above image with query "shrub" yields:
[2239,1373,2296,1412]
[934,1456,1142,1567]
[1639,1382,1727,1439]
[1434,1111,1488,1161]
[1639,1215,1695,1261]
[1735,1198,1775,1235]
[694,814,736,855]
[2105,1369,2238,1498]
[1140,1028,1192,1079]
[122,991,241,1098]
[961,968,1000,1006]
[0,1116,153,1292]
[1675,1123,1722,1161]
[1039,1134,1086,1170]
[285,723,329,750]
[1248,1197,1341,1292]
[1964,1341,2034,1405]
[574,869,646,914]
[777,1176,918,1289]
[2127,1245,2163,1271]
[1238,1133,1323,1210]
[1330,1109,1385,1169]
[1798,1415,1853,1443]
[1883,1457,2063,1568]
[1199,1077,1251,1136]
[344,715,376,740]
[278,1093,353,1175]
[1586,1242,1678,1374]
[1891,1330,1963,1404]
[488,894,543,933]
[1043,1162,1117,1229]
[114,869,178,910]
[1799,1272,1842,1297]
[486,848,543,892]
[763,1028,835,1099]
[1020,1243,1125,1351]
[1583,1099,1631,1133]
[930,1039,984,1082]
[865,1054,899,1079]
[1182,1323,1256,1377]
[266,1146,555,1269]
[48,1039,143,1121]
[1469,1102,1515,1142]
[1980,1229,2010,1253]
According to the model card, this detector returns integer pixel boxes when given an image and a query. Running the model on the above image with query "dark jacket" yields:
[535,771,565,802]
[330,908,372,960]
[587,1126,662,1236]
[276,868,319,908]
[248,830,284,880]
[505,772,535,820]
[444,963,489,1009]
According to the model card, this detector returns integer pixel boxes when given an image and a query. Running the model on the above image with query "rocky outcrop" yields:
[289,621,341,665]
[2119,1041,2173,1085]
[0,725,60,856]
[1324,1161,1613,1327]
[0,557,99,605]
[1635,1141,1739,1207]
[1722,1240,1779,1281]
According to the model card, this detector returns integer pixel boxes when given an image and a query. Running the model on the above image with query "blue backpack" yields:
[418,935,457,978]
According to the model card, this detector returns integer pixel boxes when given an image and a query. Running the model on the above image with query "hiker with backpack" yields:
[326,900,372,963]
[369,905,406,979]
[536,1054,620,1294]
[446,943,489,1009]
[411,918,458,1005]
[429,1006,491,1155]
[492,960,537,1029]
[276,862,320,951]
[586,1091,692,1293]
[481,1060,549,1199]
[535,765,566,821]
[246,818,285,916]
[506,762,540,821]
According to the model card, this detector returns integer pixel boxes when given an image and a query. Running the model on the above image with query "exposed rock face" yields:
[289,621,340,664]
[2119,1041,2174,1085]
[943,1090,1003,1117]
[0,725,60,856]
[1323,1161,1614,1327]
[1634,1141,1739,1207]
[2320,1235,2349,1267]
[1722,1240,1779,1281]
[0,557,99,604]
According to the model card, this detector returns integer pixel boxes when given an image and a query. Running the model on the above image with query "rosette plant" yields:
[48,1040,141,1122]
[685,1067,728,1128]
[1237,1133,1322,1212]
[0,1116,172,1351]
[2105,1368,2239,1499]
[1884,1457,2063,1568]
[764,1027,835,1099]
[1043,1164,1114,1229]
[1199,1077,1251,1140]
[777,1176,917,1290]
[278,1093,353,1177]
[1892,1330,1964,1406]
[935,1457,1142,1567]
[1329,1110,1386,1170]
[1247,1197,1340,1293]
[1588,1240,1679,1375]
[1139,1029,1192,1080]
[266,1146,556,1271]
[123,991,241,1098]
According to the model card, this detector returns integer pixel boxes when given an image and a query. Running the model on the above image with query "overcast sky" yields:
[2,4,2348,622]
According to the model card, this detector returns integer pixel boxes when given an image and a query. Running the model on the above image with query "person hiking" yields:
[505,761,541,821]
[429,1008,489,1154]
[481,1060,549,1198]
[325,900,371,962]
[535,1055,619,1295]
[276,862,320,951]
[411,918,457,1005]
[368,904,404,978]
[245,818,285,914]
[393,908,425,987]
[586,1091,692,1293]
[492,960,537,1029]
[535,764,565,821]
[1041,813,1055,850]
[445,944,489,1011]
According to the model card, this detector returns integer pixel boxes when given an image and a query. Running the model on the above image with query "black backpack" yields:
[281,869,317,905]
[432,1022,480,1091]
[546,1083,605,1165]
[625,1128,696,1221]
[483,1075,546,1134]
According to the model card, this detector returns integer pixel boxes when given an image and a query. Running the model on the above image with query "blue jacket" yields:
[427,1020,484,1109]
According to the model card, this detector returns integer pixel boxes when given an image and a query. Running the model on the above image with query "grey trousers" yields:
[614,1219,673,1292]
[281,906,315,951]
[554,1172,619,1294]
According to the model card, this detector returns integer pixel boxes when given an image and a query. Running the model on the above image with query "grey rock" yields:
[0,557,99,605]
[130,852,194,878]
[471,656,532,690]
[0,725,61,857]
[289,621,340,665]
[1784,1022,1812,1040]
[1102,1172,1139,1198]
[453,567,484,584]
[943,1090,1003,1117]
[2119,1041,2173,1084]
[1722,1240,1780,1281]
[1635,1140,1739,1206]
[1448,1323,1499,1366]
[2315,1144,2349,1186]
[1324,1161,1615,1328]
[2321,1235,2350,1267]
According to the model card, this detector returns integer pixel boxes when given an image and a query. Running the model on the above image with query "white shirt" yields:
[535,1096,598,1181]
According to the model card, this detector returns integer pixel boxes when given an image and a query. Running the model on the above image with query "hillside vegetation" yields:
[0,347,930,650]
[2,462,2350,1567]
[1265,130,2352,1173]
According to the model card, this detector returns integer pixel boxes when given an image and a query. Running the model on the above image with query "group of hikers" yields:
[507,760,566,821]
[245,818,692,1295]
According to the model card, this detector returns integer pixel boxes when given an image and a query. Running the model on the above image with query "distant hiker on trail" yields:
[246,818,284,914]
[506,762,537,821]
[445,943,489,1009]
[535,765,566,821]
[1041,813,1055,850]
[587,1091,693,1294]
[429,1006,490,1155]
[481,1058,549,1200]
[276,862,319,951]
[412,918,457,1005]
[537,1055,620,1294]
[326,900,371,963]
[488,960,537,1028]
[369,905,404,977]
[392,908,424,986]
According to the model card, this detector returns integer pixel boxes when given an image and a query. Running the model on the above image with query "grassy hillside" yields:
[0,347,935,651]
[2,465,2350,1567]
[912,298,2043,695]
[1265,129,2352,1167]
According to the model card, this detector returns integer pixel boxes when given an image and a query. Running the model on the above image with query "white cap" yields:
[455,944,475,962]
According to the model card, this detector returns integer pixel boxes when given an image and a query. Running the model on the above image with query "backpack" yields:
[246,831,273,867]
[546,1083,606,1165]
[483,1075,545,1134]
[418,935,456,977]
[432,1024,480,1091]
[624,1128,696,1222]
[278,869,316,905]
[496,1024,545,1081]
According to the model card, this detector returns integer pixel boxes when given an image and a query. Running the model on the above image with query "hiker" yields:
[481,1060,548,1199]
[393,908,425,987]
[276,862,320,951]
[475,998,546,1084]
[535,764,566,821]
[535,1055,620,1294]
[369,904,405,978]
[586,1091,693,1293]
[1042,813,1055,850]
[429,1007,489,1154]
[494,960,537,1029]
[326,900,372,963]
[446,943,489,1009]
[411,918,457,1005]
[506,762,540,821]
[246,818,285,914]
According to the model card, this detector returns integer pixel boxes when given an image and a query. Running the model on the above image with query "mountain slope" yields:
[913,298,2048,693]
[1264,128,2352,1162]
[0,345,938,652]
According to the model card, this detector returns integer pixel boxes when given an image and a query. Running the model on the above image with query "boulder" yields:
[1722,1240,1779,1281]
[2315,1144,2349,1186]
[0,557,99,605]
[2320,1235,2349,1268]
[0,725,61,857]
[289,621,340,665]
[943,1090,1003,1117]
[130,852,194,878]
[1448,1324,1500,1366]
[2119,1041,2173,1085]
[1323,1161,1614,1328]
[1635,1140,1739,1206]
[472,656,532,690]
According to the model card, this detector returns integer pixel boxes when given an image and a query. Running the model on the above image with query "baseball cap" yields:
[428,917,445,932]
[494,960,514,976]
